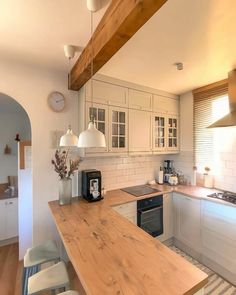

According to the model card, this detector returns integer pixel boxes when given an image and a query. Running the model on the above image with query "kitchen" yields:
[1,0,236,294]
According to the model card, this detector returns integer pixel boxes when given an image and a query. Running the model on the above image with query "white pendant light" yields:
[60,125,79,147]
[86,0,101,12]
[78,121,106,147]
[78,7,106,148]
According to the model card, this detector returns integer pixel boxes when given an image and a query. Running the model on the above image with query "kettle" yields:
[168,175,178,186]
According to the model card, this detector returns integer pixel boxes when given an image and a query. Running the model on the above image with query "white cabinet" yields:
[153,95,179,115]
[109,107,128,153]
[153,114,166,151]
[78,76,180,157]
[128,89,152,111]
[167,116,179,151]
[201,200,236,276]
[157,193,173,243]
[5,199,18,239]
[85,102,109,154]
[129,109,152,153]
[173,193,201,253]
[153,114,179,152]
[85,80,128,107]
[0,200,6,240]
[112,201,137,225]
[82,103,128,156]
[0,198,18,241]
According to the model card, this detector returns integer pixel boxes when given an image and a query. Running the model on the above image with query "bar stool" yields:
[28,261,70,294]
[22,240,60,295]
[58,291,79,295]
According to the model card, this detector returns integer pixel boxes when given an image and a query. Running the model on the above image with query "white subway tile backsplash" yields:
[77,154,167,191]
[76,150,235,193]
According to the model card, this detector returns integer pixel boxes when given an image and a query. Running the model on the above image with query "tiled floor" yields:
[170,246,236,295]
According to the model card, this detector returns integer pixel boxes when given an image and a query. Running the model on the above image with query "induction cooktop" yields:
[121,185,161,197]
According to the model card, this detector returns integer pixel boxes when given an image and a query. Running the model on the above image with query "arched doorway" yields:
[0,92,32,259]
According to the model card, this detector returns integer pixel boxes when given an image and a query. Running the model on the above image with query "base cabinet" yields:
[173,193,201,253]
[201,200,236,283]
[173,193,236,286]
[112,202,137,225]
[157,193,173,243]
[0,198,18,241]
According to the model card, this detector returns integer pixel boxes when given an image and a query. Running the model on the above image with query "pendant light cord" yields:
[68,57,71,89]
[90,10,94,123]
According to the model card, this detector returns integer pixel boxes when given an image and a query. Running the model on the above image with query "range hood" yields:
[208,69,236,128]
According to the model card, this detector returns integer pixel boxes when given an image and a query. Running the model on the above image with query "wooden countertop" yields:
[49,184,209,295]
[0,192,18,200]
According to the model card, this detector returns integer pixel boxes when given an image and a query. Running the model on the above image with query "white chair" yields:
[28,261,70,294]
[58,291,79,295]
[22,240,60,295]
[24,240,60,267]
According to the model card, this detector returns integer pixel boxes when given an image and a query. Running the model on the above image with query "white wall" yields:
[169,92,194,182]
[0,60,78,253]
[179,92,194,152]
[0,106,30,183]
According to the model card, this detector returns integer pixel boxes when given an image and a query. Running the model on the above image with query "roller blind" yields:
[193,80,229,172]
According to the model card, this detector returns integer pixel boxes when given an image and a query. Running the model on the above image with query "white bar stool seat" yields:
[58,291,79,295]
[22,240,61,295]
[24,240,60,267]
[28,261,70,295]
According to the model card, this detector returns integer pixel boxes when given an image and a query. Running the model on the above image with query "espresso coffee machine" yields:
[82,170,103,202]
[163,160,173,183]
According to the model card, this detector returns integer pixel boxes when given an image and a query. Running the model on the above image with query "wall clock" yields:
[48,92,65,112]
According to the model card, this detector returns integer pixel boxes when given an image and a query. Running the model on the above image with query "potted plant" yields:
[52,149,81,205]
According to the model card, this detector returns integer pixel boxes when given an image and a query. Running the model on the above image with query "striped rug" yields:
[169,246,236,295]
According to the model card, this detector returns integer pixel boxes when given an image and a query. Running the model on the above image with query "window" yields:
[193,79,229,172]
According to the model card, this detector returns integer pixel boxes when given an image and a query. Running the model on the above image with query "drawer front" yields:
[202,201,236,240]
[202,228,236,273]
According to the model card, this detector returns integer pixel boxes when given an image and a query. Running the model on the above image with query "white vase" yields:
[59,178,72,205]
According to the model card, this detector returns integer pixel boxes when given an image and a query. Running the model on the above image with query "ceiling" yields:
[99,0,236,94]
[1,0,236,95]
[0,0,109,71]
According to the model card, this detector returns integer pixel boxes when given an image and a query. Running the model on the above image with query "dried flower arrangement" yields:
[51,149,81,179]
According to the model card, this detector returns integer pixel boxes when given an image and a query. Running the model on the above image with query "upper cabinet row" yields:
[85,80,179,114]
[78,79,179,157]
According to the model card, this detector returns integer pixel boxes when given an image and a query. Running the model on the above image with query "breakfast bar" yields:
[49,185,208,295]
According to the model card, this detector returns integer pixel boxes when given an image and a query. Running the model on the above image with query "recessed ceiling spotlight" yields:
[174,62,184,71]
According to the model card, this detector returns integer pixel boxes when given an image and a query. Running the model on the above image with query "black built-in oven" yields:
[137,195,163,237]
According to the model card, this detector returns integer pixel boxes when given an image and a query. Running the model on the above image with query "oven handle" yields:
[138,206,163,214]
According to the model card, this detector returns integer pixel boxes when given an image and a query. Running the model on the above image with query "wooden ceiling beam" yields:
[69,0,167,90]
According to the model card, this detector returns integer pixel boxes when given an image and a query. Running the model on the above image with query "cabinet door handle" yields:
[5,201,13,205]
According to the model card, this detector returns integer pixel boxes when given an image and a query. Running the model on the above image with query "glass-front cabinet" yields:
[85,103,128,154]
[153,114,179,152]
[153,115,166,151]
[109,107,128,152]
[167,116,178,149]
[85,102,109,153]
